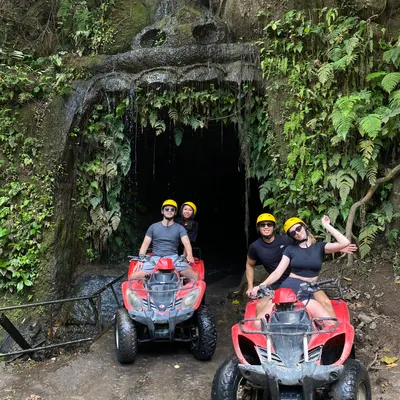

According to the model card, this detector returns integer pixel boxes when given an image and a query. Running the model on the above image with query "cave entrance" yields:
[126,122,262,279]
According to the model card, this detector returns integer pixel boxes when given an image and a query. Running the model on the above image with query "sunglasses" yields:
[164,207,176,212]
[288,225,303,238]
[259,222,274,228]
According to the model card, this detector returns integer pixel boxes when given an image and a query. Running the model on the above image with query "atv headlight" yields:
[182,288,200,310]
[126,289,142,311]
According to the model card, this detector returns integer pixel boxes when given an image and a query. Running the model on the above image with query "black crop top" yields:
[282,241,327,278]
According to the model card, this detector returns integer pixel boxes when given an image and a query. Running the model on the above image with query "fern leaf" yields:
[358,224,379,258]
[318,63,334,85]
[110,212,121,231]
[116,141,131,176]
[149,111,157,127]
[174,127,183,146]
[366,161,378,186]
[381,72,400,93]
[359,139,374,166]
[340,196,354,221]
[383,46,400,68]
[328,153,342,167]
[311,170,323,185]
[389,90,400,108]
[332,55,348,71]
[327,206,339,224]
[337,171,354,204]
[106,162,118,178]
[366,71,387,82]
[380,201,393,222]
[259,181,273,203]
[154,120,166,135]
[359,114,381,138]
[90,196,102,209]
[168,108,178,122]
[350,156,366,179]
[345,36,359,55]
[332,113,354,140]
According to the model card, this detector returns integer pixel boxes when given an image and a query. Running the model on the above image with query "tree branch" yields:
[345,163,400,265]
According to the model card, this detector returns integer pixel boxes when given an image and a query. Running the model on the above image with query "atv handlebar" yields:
[248,285,274,300]
[299,278,337,294]
[128,255,188,265]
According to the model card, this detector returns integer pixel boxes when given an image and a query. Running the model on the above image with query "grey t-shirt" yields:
[145,221,188,256]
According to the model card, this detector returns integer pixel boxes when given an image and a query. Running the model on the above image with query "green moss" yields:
[176,6,201,23]
[104,0,157,54]
[176,23,192,37]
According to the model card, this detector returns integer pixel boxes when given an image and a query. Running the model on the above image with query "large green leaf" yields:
[358,114,381,138]
[381,72,400,93]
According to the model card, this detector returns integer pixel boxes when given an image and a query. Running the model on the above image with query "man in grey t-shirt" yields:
[131,199,197,280]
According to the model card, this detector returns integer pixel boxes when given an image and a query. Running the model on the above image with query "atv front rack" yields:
[239,317,338,363]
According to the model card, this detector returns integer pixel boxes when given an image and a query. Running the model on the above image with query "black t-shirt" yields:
[282,241,327,278]
[175,217,199,242]
[247,235,292,284]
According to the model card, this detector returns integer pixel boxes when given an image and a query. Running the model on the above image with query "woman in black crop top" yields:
[251,215,350,326]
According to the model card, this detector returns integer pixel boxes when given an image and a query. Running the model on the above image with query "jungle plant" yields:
[57,0,115,55]
[253,8,400,258]
[0,49,73,292]
[75,103,131,256]
[0,178,54,292]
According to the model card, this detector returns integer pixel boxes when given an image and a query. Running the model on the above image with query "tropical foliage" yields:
[1,6,400,293]
[0,49,73,292]
[58,0,116,55]
[252,9,400,257]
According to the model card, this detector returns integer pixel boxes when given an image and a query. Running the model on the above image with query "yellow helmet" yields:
[283,217,305,234]
[161,199,178,209]
[256,213,276,225]
[181,201,197,216]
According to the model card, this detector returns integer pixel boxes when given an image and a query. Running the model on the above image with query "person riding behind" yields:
[245,213,292,317]
[251,215,350,326]
[176,201,199,243]
[131,199,197,280]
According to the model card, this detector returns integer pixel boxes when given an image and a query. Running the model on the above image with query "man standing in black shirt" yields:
[245,213,291,316]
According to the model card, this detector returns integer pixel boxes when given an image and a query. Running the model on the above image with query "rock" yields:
[358,312,373,324]
[355,330,365,342]
[370,321,377,330]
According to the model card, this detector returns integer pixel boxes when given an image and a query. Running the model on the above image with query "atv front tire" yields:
[115,308,138,363]
[211,355,264,400]
[190,304,217,360]
[329,359,371,400]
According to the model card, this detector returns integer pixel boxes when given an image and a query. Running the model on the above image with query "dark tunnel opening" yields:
[126,122,262,280]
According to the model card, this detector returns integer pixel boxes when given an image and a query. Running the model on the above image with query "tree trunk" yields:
[345,163,400,265]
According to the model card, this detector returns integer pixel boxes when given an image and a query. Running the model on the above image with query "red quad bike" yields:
[212,279,371,400]
[114,255,217,363]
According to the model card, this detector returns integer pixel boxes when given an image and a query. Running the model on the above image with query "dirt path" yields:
[1,272,400,400]
[0,276,239,400]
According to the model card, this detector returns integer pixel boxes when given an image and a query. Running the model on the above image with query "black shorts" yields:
[279,277,314,301]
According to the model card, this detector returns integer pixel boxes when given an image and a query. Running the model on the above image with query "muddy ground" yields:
[1,252,400,400]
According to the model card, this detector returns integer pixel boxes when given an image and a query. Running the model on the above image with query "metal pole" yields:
[0,312,33,357]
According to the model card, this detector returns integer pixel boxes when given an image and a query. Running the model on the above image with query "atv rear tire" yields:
[190,304,217,360]
[329,359,371,400]
[115,308,138,364]
[211,355,264,400]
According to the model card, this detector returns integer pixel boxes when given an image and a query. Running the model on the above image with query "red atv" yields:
[212,279,371,400]
[115,255,217,363]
